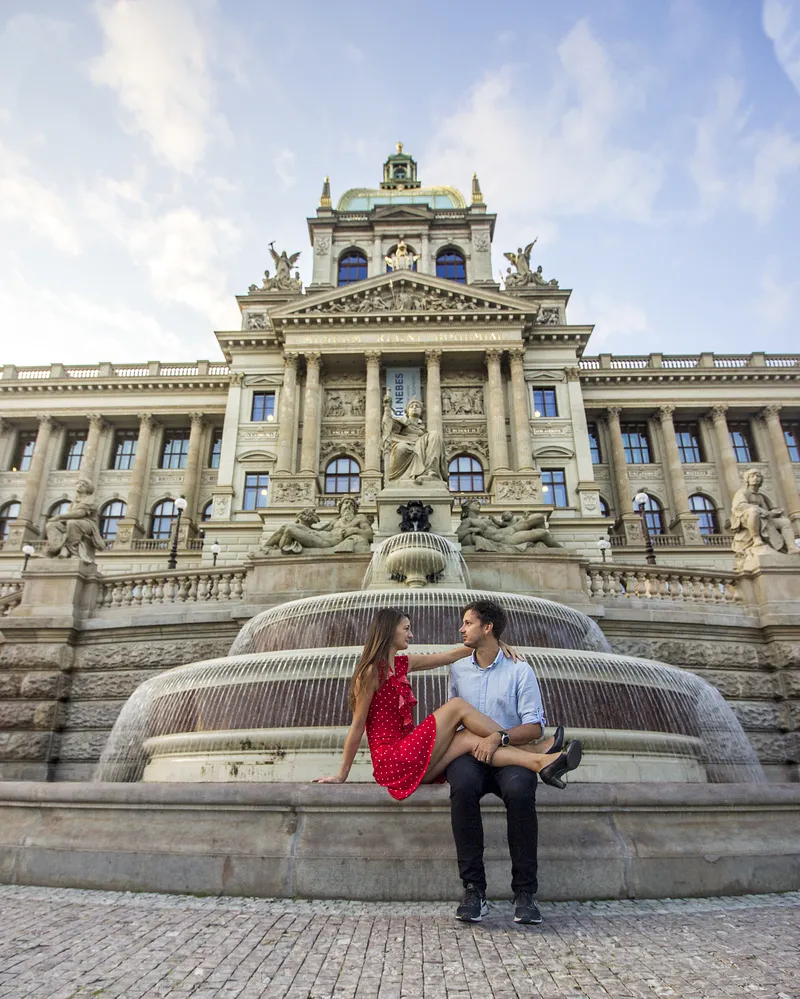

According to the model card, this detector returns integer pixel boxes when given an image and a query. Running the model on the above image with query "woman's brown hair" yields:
[349,607,408,713]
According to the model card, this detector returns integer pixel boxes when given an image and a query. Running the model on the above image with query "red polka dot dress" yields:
[365,654,438,801]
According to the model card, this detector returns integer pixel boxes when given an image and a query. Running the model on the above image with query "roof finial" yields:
[396,141,403,154]
[471,173,484,206]
[319,176,331,208]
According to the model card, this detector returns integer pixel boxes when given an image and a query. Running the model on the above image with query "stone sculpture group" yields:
[456,500,562,553]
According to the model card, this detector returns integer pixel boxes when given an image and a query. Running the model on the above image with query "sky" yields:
[1,0,799,366]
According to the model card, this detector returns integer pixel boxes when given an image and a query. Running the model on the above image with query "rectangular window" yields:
[62,431,87,471]
[111,430,138,470]
[161,431,191,470]
[12,434,36,472]
[251,392,276,422]
[587,423,602,464]
[209,429,223,469]
[729,422,754,463]
[675,423,703,463]
[621,423,651,464]
[532,388,558,418]
[541,468,568,508]
[785,424,800,463]
[243,472,270,510]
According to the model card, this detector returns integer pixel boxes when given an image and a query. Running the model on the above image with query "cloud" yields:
[753,257,797,326]
[274,149,296,189]
[763,0,800,99]
[424,20,664,229]
[90,0,225,172]
[0,143,80,254]
[568,291,648,348]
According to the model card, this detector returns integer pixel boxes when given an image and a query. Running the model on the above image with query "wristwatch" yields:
[497,730,510,747]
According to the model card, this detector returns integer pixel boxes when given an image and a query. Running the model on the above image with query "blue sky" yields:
[1,0,799,365]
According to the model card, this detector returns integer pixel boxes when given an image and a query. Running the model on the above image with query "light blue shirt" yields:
[449,648,546,731]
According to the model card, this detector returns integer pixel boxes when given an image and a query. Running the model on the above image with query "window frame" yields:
[689,493,719,536]
[209,429,223,469]
[435,248,466,283]
[447,454,485,494]
[111,429,138,471]
[636,493,665,535]
[621,423,652,464]
[587,423,602,464]
[160,430,191,470]
[675,423,703,463]
[324,456,361,495]
[243,472,270,511]
[12,434,36,472]
[99,499,127,541]
[784,423,800,463]
[541,468,568,508]
[532,387,558,419]
[150,499,178,540]
[337,250,368,286]
[62,431,87,471]
[728,422,755,463]
[0,500,21,540]
[251,392,276,423]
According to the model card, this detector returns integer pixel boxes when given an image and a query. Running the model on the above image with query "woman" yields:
[313,608,581,800]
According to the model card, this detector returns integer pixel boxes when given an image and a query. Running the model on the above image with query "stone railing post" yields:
[761,404,800,532]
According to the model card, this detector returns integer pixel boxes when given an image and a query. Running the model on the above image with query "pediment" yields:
[272,273,538,320]
[372,204,434,221]
[533,444,574,459]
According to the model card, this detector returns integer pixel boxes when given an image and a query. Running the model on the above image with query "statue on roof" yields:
[385,237,420,272]
[268,243,302,291]
[503,240,560,289]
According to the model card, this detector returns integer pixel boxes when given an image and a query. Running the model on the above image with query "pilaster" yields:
[761,404,800,533]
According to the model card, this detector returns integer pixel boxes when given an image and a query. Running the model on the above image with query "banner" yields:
[385,367,422,415]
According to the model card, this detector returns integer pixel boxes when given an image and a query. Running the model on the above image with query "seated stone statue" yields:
[44,479,106,563]
[731,468,797,565]
[382,393,447,484]
[457,502,562,552]
[262,497,373,555]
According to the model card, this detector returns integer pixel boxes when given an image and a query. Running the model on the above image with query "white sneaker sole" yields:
[456,901,489,922]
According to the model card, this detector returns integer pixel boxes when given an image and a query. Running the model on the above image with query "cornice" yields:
[579,369,800,386]
[0,376,231,396]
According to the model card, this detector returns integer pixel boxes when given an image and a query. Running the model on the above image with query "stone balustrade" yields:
[0,580,23,615]
[0,361,230,382]
[584,564,740,604]
[580,353,798,371]
[98,568,246,608]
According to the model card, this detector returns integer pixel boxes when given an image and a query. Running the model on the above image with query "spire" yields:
[319,176,331,208]
[471,173,484,206]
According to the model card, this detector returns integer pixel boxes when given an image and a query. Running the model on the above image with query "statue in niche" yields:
[731,468,798,565]
[261,497,373,555]
[381,391,447,484]
[457,501,562,552]
[44,479,106,564]
[385,236,420,272]
[398,499,434,532]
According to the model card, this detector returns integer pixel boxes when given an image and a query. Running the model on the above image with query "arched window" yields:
[436,248,466,283]
[689,494,719,535]
[150,499,178,540]
[636,493,665,535]
[599,496,611,518]
[448,455,484,493]
[0,501,20,542]
[201,500,213,522]
[48,500,71,519]
[338,250,368,286]
[325,457,361,494]
[99,500,126,541]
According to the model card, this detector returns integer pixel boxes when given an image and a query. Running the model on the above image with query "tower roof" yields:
[335,144,466,211]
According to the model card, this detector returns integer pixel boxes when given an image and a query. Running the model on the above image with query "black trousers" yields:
[446,754,538,894]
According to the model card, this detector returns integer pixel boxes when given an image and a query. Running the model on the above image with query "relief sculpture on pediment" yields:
[304,283,486,315]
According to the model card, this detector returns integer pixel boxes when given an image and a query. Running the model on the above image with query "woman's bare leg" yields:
[425,698,504,772]
[422,729,556,783]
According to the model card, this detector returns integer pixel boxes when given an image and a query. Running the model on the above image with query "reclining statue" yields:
[457,501,562,552]
[261,497,373,555]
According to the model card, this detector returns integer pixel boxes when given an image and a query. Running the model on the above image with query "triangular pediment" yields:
[271,272,539,320]
[372,204,434,221]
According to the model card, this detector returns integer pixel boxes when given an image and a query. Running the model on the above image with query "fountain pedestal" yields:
[374,479,456,541]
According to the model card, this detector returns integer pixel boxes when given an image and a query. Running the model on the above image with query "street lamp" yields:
[22,544,36,571]
[210,541,221,567]
[633,491,656,566]
[596,537,611,563]
[167,496,188,570]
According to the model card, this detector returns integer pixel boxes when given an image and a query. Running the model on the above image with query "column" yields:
[80,414,106,484]
[421,231,430,275]
[300,353,322,474]
[275,353,299,473]
[16,414,55,534]
[425,350,443,439]
[372,233,382,278]
[364,351,382,473]
[485,349,509,473]
[762,404,800,530]
[508,348,533,471]
[210,372,243,521]
[124,413,156,528]
[604,407,634,520]
[0,418,13,471]
[181,412,206,520]
[657,404,701,542]
[708,404,741,508]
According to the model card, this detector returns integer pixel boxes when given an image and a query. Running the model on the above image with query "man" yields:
[447,599,548,925]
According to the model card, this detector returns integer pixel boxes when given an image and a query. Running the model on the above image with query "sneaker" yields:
[455,883,488,922]
[513,890,542,924]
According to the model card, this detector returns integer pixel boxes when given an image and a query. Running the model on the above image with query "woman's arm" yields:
[312,670,377,783]
[407,646,472,672]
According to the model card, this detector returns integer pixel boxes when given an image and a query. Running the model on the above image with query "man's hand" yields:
[473,732,502,764]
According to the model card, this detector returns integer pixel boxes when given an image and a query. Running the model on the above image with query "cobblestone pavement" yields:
[0,887,798,999]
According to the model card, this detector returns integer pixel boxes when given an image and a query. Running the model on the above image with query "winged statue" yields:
[503,240,537,286]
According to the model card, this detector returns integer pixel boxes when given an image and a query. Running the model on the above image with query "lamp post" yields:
[596,537,611,563]
[22,543,35,572]
[210,541,221,567]
[633,491,656,566]
[167,496,188,570]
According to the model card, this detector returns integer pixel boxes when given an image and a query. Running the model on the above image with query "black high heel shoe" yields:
[539,740,582,789]
[545,725,565,755]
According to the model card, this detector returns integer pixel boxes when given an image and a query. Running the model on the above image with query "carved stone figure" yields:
[382,392,447,484]
[261,497,373,555]
[246,313,268,330]
[398,499,434,533]
[442,387,483,416]
[532,264,559,288]
[44,479,106,563]
[305,284,483,315]
[503,239,559,289]
[456,501,562,552]
[536,307,561,325]
[268,243,302,291]
[731,469,797,564]
[385,237,420,272]
[324,392,345,418]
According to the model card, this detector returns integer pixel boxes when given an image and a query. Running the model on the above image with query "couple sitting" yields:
[314,599,582,924]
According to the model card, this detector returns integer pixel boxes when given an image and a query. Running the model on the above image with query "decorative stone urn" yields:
[385,539,446,587]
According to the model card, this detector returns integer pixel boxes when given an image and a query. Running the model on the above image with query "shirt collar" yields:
[471,646,506,671]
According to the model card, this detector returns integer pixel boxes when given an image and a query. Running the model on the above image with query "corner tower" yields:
[307,145,497,292]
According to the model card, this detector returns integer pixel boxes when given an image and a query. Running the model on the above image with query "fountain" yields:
[97,534,763,787]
